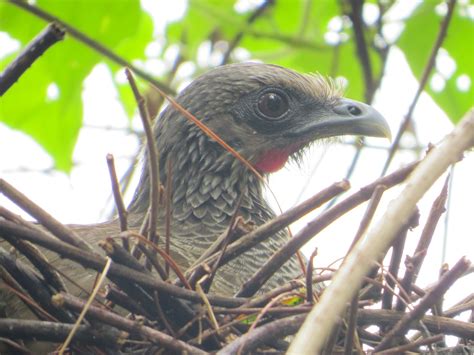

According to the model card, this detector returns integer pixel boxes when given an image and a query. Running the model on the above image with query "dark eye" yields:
[348,105,362,116]
[256,91,289,120]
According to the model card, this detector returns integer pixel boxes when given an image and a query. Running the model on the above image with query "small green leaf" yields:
[238,314,257,325]
[281,294,304,306]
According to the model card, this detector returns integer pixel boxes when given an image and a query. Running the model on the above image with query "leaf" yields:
[166,0,244,60]
[281,294,304,306]
[240,1,378,102]
[397,2,474,123]
[163,0,379,103]
[0,1,153,171]
[237,313,257,325]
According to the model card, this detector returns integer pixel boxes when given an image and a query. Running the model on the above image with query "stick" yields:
[0,22,65,96]
[288,109,474,353]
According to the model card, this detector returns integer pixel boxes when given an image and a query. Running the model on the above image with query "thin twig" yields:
[357,309,474,341]
[0,319,121,349]
[0,218,246,307]
[218,314,306,355]
[221,0,274,64]
[396,176,449,311]
[344,294,360,355]
[8,0,174,95]
[0,22,65,96]
[153,291,177,337]
[237,162,418,297]
[381,210,419,312]
[324,138,364,212]
[0,207,68,292]
[305,248,318,304]
[187,180,349,285]
[106,154,128,236]
[374,257,471,351]
[374,334,444,354]
[0,178,93,252]
[381,0,457,175]
[346,184,386,255]
[164,158,173,278]
[56,292,208,354]
[196,279,219,331]
[136,242,168,280]
[0,336,32,354]
[58,257,112,355]
[125,68,160,245]
[0,269,55,321]
[348,0,375,102]
[0,247,72,323]
[237,291,296,355]
[289,109,474,354]
[125,231,191,289]
[199,193,244,293]
[147,82,264,181]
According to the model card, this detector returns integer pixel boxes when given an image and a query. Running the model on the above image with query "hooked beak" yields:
[285,98,392,141]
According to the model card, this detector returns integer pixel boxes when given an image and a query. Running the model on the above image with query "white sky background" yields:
[0,0,473,317]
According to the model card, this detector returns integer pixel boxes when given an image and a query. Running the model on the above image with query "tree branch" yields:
[289,108,474,353]
[0,22,65,96]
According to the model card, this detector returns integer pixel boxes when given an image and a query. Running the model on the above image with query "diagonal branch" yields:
[289,108,474,354]
[236,161,418,297]
[8,0,174,95]
[381,0,457,175]
[0,22,65,96]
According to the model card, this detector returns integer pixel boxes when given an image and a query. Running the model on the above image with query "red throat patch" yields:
[254,148,292,173]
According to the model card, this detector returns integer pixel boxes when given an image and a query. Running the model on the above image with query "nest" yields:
[1,5,473,353]
[0,151,473,354]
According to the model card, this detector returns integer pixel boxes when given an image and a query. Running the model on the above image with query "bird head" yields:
[129,63,391,214]
[165,62,391,174]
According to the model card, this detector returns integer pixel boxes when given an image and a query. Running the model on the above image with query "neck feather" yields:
[129,127,272,228]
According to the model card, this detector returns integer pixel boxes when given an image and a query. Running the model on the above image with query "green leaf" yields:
[397,2,474,123]
[0,1,153,171]
[241,0,377,102]
[165,0,381,103]
[437,5,474,123]
[238,0,337,58]
[166,0,244,60]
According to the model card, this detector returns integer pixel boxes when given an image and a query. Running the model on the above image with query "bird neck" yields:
[129,126,272,228]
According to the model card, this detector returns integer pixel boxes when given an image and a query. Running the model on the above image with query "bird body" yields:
[1,63,390,318]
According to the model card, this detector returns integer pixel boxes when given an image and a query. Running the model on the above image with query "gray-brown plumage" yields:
[126,63,389,294]
[1,63,390,318]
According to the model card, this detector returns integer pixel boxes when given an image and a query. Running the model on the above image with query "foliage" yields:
[398,1,474,123]
[0,0,473,171]
[0,1,153,171]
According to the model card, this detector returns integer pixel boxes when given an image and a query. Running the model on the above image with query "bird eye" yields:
[348,105,362,116]
[256,91,289,120]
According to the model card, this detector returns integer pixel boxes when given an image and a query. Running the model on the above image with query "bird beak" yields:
[285,98,392,141]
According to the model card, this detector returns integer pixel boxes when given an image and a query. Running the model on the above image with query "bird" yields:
[126,62,390,294]
[0,62,390,318]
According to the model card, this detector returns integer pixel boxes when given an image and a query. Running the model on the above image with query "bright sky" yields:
[0,0,472,317]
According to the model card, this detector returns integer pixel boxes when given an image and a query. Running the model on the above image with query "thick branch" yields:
[289,109,474,353]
